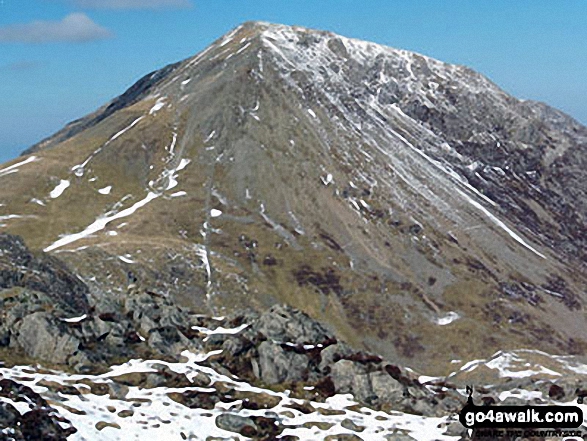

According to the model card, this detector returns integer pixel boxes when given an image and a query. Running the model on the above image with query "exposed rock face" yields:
[0,235,202,369]
[0,234,89,314]
[16,312,81,365]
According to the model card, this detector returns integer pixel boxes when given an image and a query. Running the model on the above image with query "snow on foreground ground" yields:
[0,350,460,441]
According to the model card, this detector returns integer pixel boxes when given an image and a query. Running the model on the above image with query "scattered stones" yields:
[341,418,365,432]
[215,413,258,436]
[95,421,121,431]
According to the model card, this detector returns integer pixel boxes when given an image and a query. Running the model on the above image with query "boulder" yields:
[256,304,331,345]
[215,413,258,436]
[256,341,309,384]
[16,312,80,365]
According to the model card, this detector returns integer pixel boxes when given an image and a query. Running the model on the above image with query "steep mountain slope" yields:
[1,21,586,374]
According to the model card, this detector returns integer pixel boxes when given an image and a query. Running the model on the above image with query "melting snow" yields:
[118,255,135,264]
[454,188,546,259]
[44,191,159,252]
[321,173,333,185]
[484,352,561,378]
[109,116,145,143]
[170,191,187,197]
[60,314,87,323]
[194,244,212,296]
[165,158,190,190]
[49,180,70,199]
[435,311,460,326]
[205,130,216,143]
[149,97,167,115]
[98,185,112,195]
[167,132,178,156]
[72,117,144,177]
[0,155,37,177]
[191,323,249,336]
[449,350,563,379]
[0,349,461,441]
[498,390,544,402]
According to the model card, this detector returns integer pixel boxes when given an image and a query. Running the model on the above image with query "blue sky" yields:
[1,0,586,163]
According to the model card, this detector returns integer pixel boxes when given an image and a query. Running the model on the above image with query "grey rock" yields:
[0,378,76,440]
[215,412,258,435]
[340,418,365,432]
[16,312,80,365]
[257,341,308,384]
[330,360,377,403]
[369,371,404,405]
[383,431,416,441]
[324,434,364,441]
[256,304,331,345]
[318,342,354,373]
[0,234,89,314]
[0,401,20,429]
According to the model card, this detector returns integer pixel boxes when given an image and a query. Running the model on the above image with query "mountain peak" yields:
[2,22,587,374]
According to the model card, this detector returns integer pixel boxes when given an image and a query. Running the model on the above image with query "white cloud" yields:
[71,0,192,9]
[0,13,112,43]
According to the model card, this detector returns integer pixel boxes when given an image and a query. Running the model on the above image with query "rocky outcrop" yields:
[0,234,204,369]
[0,234,89,314]
[0,378,76,440]
[16,312,81,365]
[196,304,462,416]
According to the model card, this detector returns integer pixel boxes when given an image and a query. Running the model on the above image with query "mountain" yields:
[1,21,586,381]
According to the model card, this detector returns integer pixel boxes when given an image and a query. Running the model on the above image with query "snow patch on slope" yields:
[49,180,70,199]
[44,191,159,252]
[149,97,167,115]
[0,156,38,178]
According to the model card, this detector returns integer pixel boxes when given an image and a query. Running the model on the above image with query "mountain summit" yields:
[1,21,586,373]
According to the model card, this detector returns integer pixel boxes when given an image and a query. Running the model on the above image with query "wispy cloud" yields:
[0,13,112,43]
[70,0,192,9]
[0,61,43,71]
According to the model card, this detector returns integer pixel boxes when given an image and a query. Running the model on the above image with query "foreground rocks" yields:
[0,234,203,370]
[0,234,89,314]
[0,378,76,440]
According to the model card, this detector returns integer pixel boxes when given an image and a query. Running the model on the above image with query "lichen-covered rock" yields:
[15,312,80,365]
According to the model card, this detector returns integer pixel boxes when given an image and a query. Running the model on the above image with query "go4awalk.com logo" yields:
[459,386,584,437]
